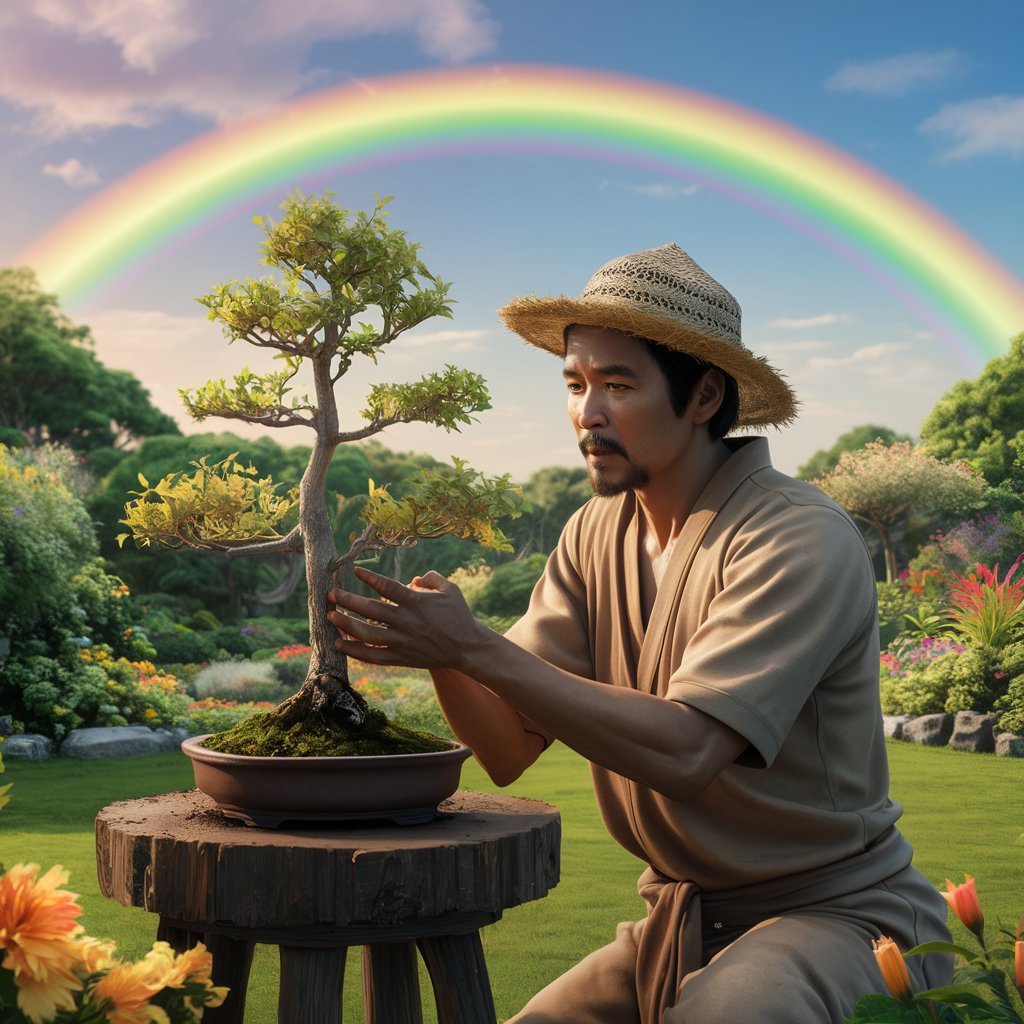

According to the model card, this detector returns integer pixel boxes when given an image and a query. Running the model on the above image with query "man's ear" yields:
[692,368,726,425]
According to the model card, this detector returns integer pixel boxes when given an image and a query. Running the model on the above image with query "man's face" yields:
[563,325,687,498]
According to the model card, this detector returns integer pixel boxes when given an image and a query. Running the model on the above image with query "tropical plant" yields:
[944,557,1024,649]
[117,192,520,754]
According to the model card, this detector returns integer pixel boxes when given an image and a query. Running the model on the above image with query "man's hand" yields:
[327,566,487,671]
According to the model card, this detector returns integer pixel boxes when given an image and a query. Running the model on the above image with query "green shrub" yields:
[992,640,1024,733]
[273,653,311,689]
[880,643,1000,717]
[188,609,221,631]
[474,553,547,618]
[251,647,279,662]
[150,627,219,664]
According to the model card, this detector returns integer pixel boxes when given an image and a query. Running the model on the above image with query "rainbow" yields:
[19,64,1024,362]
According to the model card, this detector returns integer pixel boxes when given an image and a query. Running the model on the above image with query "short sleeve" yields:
[504,508,594,680]
[667,499,877,768]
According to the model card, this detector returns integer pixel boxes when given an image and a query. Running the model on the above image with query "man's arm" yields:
[428,667,547,786]
[328,569,749,800]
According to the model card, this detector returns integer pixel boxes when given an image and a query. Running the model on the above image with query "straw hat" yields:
[498,243,797,428]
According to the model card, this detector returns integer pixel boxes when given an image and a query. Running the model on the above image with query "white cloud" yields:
[626,181,702,200]
[759,339,835,355]
[42,157,100,187]
[401,328,489,349]
[768,313,846,329]
[0,0,499,137]
[825,49,964,97]
[921,96,1024,160]
[806,342,907,369]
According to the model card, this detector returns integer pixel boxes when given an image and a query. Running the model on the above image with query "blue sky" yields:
[1,0,1022,481]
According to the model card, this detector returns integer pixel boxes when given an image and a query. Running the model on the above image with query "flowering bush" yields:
[1,644,191,739]
[180,698,277,734]
[351,667,453,739]
[846,875,1024,1022]
[932,514,1018,576]
[0,750,227,1023]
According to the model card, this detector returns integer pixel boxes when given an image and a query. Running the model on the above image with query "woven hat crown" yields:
[581,243,744,348]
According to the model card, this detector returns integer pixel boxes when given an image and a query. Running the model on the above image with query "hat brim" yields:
[499,294,798,429]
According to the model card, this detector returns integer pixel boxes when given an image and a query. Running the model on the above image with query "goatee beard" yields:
[578,433,649,497]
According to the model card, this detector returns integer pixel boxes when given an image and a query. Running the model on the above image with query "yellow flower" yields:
[89,950,171,1024]
[77,936,118,973]
[0,783,10,812]
[0,863,85,1023]
[872,936,914,1003]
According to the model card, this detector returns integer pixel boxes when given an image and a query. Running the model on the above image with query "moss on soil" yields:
[200,705,454,757]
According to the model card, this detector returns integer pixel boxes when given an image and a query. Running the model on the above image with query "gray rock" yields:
[60,726,170,760]
[2,734,54,760]
[153,727,190,751]
[996,732,1024,757]
[948,711,997,754]
[883,715,912,740]
[901,714,954,747]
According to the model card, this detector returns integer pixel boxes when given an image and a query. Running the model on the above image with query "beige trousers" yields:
[508,864,952,1024]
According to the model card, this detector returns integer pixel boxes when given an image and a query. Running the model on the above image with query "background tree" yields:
[0,268,179,452]
[813,441,989,582]
[517,466,592,555]
[119,193,518,738]
[920,331,1024,489]
[796,423,913,481]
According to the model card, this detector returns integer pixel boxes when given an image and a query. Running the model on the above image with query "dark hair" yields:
[640,337,740,440]
[562,325,740,439]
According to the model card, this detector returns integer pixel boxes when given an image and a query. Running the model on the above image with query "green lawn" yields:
[2,740,1022,1023]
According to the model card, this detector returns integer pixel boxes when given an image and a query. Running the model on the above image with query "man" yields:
[327,243,951,1022]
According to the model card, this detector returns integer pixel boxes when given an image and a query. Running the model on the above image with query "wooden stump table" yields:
[95,789,560,1024]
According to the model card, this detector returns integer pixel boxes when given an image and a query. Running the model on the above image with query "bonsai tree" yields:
[119,192,519,754]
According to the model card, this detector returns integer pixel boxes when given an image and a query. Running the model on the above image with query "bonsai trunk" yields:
[272,344,367,731]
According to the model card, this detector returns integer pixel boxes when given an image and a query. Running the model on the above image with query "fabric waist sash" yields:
[634,828,913,1024]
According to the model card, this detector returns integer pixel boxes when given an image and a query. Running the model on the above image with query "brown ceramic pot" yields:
[181,735,473,828]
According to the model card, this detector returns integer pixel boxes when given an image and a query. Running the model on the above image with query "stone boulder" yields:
[948,712,997,754]
[901,714,954,747]
[882,715,912,740]
[2,734,54,760]
[60,726,179,760]
[996,732,1024,757]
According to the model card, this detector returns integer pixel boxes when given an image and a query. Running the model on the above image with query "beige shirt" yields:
[507,437,905,891]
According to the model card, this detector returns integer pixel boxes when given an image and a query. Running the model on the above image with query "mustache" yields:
[579,433,629,459]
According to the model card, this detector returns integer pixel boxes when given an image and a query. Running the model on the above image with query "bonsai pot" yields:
[181,735,473,828]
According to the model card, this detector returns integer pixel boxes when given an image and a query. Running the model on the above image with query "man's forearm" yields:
[452,626,747,802]
[429,666,545,786]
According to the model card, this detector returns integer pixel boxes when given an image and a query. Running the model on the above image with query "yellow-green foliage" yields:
[363,365,490,432]
[361,457,521,554]
[118,454,298,550]
[180,363,309,422]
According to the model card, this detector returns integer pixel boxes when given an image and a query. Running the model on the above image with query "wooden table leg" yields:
[418,931,497,1024]
[202,933,255,1024]
[362,942,423,1023]
[278,945,347,1024]
[156,918,201,953]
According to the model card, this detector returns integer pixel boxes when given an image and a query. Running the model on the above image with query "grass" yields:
[2,739,1023,1023]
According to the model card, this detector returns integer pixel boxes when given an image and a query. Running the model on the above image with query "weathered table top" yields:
[95,788,561,933]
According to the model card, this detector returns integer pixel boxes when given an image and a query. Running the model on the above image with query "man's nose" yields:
[576,390,608,430]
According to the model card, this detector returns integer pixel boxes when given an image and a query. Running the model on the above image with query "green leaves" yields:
[118,454,298,551]
[362,365,491,432]
[359,457,522,553]
[179,367,309,422]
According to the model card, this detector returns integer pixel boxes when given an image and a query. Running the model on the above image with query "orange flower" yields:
[76,936,118,974]
[0,863,84,1023]
[942,874,985,943]
[89,949,170,1024]
[1015,939,1024,1001]
[872,936,914,1002]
